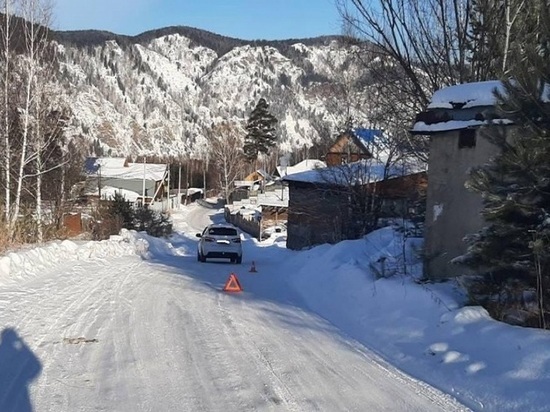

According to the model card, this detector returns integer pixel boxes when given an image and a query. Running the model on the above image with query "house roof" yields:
[244,169,272,181]
[85,157,168,181]
[276,159,325,177]
[329,130,374,156]
[427,81,505,110]
[257,169,271,178]
[88,186,141,202]
[353,128,383,149]
[411,80,517,134]
[282,159,412,186]
[412,119,512,134]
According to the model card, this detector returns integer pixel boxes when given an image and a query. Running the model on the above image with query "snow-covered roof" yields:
[283,159,408,186]
[427,81,505,110]
[85,157,167,181]
[186,188,203,196]
[256,189,289,207]
[412,119,512,134]
[429,80,550,110]
[88,186,141,202]
[97,157,126,169]
[277,159,326,177]
[353,128,383,149]
[412,80,521,134]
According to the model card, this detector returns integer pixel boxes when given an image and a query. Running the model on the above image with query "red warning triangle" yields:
[223,273,243,292]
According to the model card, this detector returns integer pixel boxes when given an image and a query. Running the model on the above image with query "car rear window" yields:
[208,227,238,236]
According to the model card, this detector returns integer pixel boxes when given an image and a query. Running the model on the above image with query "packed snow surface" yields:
[1,203,549,411]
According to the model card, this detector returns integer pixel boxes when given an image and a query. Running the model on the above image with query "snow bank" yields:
[0,229,149,286]
[284,225,550,412]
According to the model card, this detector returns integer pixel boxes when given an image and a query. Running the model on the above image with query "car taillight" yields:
[232,238,241,243]
[204,237,215,242]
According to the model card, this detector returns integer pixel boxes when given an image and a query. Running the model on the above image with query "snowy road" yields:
[0,204,468,411]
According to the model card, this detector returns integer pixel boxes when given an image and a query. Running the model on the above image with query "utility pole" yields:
[185,156,190,205]
[178,164,182,208]
[142,156,146,207]
[98,163,102,199]
[166,163,171,211]
[203,151,208,199]
[530,229,547,329]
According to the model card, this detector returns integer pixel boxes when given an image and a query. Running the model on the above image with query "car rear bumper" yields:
[204,251,241,259]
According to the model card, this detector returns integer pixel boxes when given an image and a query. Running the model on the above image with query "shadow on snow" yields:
[0,328,42,412]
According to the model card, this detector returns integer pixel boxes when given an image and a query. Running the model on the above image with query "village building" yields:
[324,128,380,166]
[411,80,513,279]
[82,157,169,206]
[283,160,425,250]
[274,158,326,178]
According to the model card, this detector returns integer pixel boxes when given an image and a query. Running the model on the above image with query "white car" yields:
[196,224,243,263]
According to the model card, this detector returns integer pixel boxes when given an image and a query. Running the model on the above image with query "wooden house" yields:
[283,161,425,250]
[324,129,379,166]
[234,169,272,189]
[376,171,427,218]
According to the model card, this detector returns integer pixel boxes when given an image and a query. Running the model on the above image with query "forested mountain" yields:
[51,26,373,160]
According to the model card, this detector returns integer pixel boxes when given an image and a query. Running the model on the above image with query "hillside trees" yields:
[461,0,550,328]
[316,46,365,128]
[243,98,278,166]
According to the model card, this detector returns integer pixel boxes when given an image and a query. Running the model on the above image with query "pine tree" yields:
[243,98,278,163]
[462,0,550,327]
[109,192,134,229]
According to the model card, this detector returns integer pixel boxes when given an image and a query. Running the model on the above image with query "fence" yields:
[197,198,225,209]
[224,207,261,239]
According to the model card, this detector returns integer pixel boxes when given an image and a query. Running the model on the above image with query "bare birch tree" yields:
[207,122,246,204]
[30,79,68,241]
[317,44,369,130]
[338,0,531,163]
[10,0,53,235]
[467,0,527,78]
[339,0,474,97]
[337,0,475,162]
[0,1,15,225]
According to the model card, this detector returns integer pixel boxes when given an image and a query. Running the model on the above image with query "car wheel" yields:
[198,250,206,262]
[236,256,242,264]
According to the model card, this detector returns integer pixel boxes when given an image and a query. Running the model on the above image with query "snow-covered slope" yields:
[54,28,374,158]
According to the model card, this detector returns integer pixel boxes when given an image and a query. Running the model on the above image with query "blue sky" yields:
[53,0,343,40]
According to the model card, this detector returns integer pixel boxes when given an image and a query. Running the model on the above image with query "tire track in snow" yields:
[1,260,119,409]
[215,296,302,411]
[1,256,149,410]
[212,295,468,411]
[1,222,470,411]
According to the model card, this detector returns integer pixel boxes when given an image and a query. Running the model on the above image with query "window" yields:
[458,129,476,148]
[208,227,238,236]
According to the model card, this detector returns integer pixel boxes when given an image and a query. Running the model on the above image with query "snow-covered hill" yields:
[53,27,373,158]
